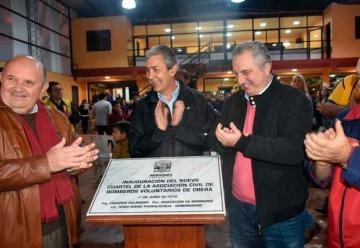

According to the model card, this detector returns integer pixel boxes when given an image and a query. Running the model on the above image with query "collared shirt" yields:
[233,101,256,204]
[157,81,180,116]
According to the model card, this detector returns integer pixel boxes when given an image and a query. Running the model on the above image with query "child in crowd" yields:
[111,120,130,158]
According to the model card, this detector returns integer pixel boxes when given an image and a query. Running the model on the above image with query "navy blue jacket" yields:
[129,84,218,158]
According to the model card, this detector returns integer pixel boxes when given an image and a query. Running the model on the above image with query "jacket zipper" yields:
[339,187,347,248]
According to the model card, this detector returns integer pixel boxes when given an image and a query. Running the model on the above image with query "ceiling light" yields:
[272,43,277,47]
[285,29,291,34]
[171,36,175,40]
[231,0,246,3]
[177,49,182,52]
[224,78,230,81]
[255,31,262,35]
[227,71,232,74]
[330,74,336,78]
[226,32,232,37]
[277,76,281,80]
[164,28,171,33]
[226,43,231,49]
[196,27,202,30]
[227,24,234,29]
[105,76,110,80]
[293,20,300,26]
[122,0,136,9]
[292,68,298,72]
[199,34,203,38]
[260,22,267,27]
[313,34,318,38]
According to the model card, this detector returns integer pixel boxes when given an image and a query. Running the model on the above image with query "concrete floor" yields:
[78,164,328,248]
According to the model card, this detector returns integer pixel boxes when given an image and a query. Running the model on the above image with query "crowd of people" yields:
[1,42,360,248]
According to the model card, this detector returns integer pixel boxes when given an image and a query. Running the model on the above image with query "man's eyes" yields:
[146,68,160,73]
[6,76,34,86]
[7,76,16,81]
[24,80,34,86]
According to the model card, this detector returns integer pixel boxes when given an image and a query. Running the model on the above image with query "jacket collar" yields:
[240,77,282,133]
[344,103,360,120]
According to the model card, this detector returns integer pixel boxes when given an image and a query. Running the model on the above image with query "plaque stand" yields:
[87,214,224,248]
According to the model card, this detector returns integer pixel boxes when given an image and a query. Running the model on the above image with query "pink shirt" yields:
[232,101,256,204]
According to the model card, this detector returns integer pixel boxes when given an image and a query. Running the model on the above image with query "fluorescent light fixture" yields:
[255,31,262,35]
[177,49,182,52]
[283,41,291,47]
[164,28,171,33]
[293,20,300,26]
[196,27,202,30]
[227,24,234,29]
[285,29,291,34]
[292,68,298,72]
[260,22,267,27]
[122,0,136,9]
[231,0,246,3]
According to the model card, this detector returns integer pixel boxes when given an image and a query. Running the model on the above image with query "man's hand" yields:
[155,101,169,131]
[215,122,242,147]
[171,100,185,126]
[305,120,352,164]
[47,137,99,173]
[316,102,344,118]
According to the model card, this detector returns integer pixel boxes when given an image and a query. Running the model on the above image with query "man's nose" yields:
[14,79,25,88]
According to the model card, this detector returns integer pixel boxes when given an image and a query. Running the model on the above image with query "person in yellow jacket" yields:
[317,58,360,118]
[43,81,80,125]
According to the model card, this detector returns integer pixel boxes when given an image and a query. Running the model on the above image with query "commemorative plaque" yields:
[87,156,225,216]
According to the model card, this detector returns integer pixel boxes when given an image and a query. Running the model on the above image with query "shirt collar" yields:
[245,75,273,106]
[157,81,180,115]
[13,103,38,114]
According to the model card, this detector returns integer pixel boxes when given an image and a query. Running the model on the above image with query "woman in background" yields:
[79,99,90,134]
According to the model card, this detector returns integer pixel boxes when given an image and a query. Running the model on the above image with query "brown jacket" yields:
[0,101,81,248]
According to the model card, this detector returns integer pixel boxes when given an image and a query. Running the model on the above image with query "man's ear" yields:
[264,62,272,75]
[41,81,49,94]
[169,64,178,77]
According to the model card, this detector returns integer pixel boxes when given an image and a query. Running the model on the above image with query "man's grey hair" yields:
[145,45,177,70]
[232,41,272,68]
[3,55,47,84]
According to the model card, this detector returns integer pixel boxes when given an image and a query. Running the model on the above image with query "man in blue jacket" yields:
[215,41,313,248]
[305,72,360,248]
